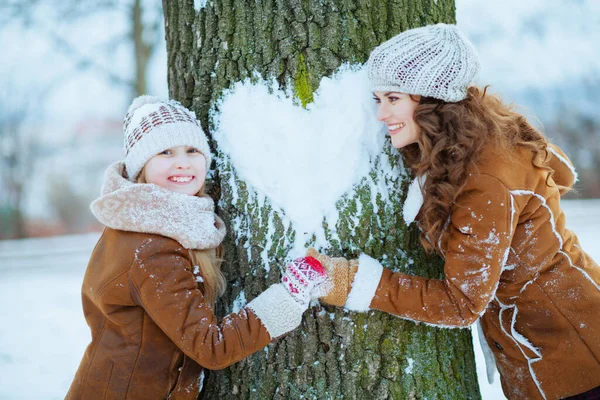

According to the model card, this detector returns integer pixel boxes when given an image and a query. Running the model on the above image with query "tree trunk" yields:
[163,1,481,399]
[132,0,153,97]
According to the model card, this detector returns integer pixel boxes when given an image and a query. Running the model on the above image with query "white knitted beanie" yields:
[123,95,212,181]
[367,23,480,102]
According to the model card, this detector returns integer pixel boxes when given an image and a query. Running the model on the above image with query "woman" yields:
[310,24,600,400]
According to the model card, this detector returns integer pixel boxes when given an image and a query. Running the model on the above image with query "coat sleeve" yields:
[128,240,304,370]
[346,174,515,327]
[547,143,577,195]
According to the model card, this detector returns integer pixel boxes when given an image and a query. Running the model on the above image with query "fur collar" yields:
[403,173,426,225]
[91,162,226,250]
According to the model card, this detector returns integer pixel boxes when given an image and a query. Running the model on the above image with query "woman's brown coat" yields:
[342,143,600,399]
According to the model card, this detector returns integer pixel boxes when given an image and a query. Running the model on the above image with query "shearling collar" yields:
[91,162,226,250]
[403,173,426,225]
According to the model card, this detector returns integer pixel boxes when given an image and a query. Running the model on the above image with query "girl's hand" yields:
[282,256,329,305]
[306,248,358,307]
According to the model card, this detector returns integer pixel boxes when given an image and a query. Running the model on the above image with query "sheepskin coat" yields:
[66,162,304,400]
[344,140,600,400]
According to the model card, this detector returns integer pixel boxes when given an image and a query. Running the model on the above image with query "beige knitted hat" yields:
[123,96,212,181]
[367,23,480,102]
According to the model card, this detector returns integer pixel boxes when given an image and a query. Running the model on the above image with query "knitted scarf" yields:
[91,161,226,250]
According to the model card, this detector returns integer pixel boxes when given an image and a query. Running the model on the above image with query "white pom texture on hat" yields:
[367,23,480,102]
[123,95,212,181]
[127,95,162,115]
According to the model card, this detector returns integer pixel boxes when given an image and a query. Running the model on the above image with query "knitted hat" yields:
[123,95,212,181]
[367,23,480,102]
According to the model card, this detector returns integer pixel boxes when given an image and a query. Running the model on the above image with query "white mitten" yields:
[282,256,329,305]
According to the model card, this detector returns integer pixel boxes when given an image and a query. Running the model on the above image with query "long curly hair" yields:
[402,86,556,254]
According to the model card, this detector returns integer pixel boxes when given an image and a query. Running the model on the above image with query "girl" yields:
[309,24,600,400]
[67,96,327,400]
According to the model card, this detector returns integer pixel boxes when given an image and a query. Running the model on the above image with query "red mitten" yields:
[282,256,329,305]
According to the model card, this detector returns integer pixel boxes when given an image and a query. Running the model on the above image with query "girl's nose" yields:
[174,155,191,169]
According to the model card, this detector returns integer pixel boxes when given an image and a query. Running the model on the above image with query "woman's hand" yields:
[306,248,358,307]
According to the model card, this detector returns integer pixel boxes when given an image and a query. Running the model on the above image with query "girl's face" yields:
[373,91,421,149]
[143,145,206,196]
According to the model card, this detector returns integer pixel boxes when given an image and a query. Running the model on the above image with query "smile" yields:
[388,122,406,132]
[169,176,194,183]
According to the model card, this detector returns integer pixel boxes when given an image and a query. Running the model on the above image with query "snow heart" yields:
[213,67,386,234]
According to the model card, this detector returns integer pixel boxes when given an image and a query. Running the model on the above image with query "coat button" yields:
[494,341,503,351]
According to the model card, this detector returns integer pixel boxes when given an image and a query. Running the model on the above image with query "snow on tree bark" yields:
[163,0,481,398]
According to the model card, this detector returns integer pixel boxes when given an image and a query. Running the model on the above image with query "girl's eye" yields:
[187,147,200,153]
[372,97,381,104]
[388,96,400,102]
[159,149,171,155]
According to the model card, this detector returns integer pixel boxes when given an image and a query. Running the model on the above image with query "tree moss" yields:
[293,53,315,107]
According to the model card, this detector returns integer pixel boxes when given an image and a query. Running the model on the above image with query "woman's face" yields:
[143,145,206,196]
[373,91,421,149]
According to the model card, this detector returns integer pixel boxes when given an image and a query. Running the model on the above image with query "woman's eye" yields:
[187,147,200,153]
[388,96,399,102]
[372,97,381,104]
[159,150,171,155]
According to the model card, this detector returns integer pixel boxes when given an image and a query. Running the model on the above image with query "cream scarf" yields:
[91,162,226,250]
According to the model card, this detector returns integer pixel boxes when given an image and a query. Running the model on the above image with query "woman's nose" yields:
[376,104,390,121]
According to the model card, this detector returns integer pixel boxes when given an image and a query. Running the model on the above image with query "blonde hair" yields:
[136,167,226,306]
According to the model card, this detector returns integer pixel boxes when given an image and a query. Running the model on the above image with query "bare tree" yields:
[0,0,165,237]
[1,0,163,99]
[0,79,38,238]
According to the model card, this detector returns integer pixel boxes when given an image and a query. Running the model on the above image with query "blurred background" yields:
[0,1,598,399]
[0,0,166,239]
[1,0,599,240]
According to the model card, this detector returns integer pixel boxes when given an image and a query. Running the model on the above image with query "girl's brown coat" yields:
[66,229,271,400]
[67,162,304,399]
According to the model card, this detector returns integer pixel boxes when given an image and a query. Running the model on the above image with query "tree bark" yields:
[163,1,481,398]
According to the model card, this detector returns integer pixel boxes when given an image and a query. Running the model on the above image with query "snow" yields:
[0,200,597,399]
[547,147,578,183]
[0,264,91,399]
[194,0,208,11]
[213,66,385,253]
[404,357,415,374]
[232,290,246,314]
[1,1,600,398]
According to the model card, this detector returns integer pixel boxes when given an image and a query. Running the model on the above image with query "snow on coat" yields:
[345,138,600,400]
[67,162,305,399]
